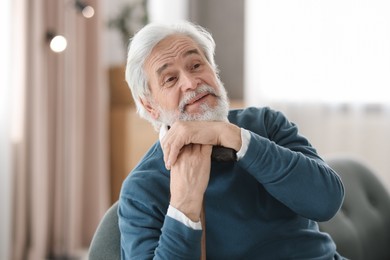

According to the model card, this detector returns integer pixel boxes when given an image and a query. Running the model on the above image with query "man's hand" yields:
[161,121,241,169]
[170,144,212,221]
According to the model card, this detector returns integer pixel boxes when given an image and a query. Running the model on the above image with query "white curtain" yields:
[245,0,390,104]
[0,0,13,259]
[244,0,390,192]
[11,0,110,259]
[266,103,390,192]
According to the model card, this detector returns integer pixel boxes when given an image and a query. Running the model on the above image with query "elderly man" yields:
[118,21,345,259]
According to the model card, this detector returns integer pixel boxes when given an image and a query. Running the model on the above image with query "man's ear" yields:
[140,98,159,120]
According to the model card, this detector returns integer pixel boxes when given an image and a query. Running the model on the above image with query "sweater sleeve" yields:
[237,108,344,221]
[118,177,203,259]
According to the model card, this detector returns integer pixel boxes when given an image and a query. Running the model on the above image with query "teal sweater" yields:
[119,107,345,259]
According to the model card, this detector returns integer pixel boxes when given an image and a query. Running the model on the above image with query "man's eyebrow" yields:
[156,63,169,76]
[183,48,201,57]
[156,49,201,76]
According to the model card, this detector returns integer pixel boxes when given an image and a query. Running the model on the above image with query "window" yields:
[245,0,390,104]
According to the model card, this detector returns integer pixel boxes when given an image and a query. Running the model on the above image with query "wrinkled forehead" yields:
[145,34,205,72]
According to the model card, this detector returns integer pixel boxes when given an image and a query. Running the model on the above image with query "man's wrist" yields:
[167,205,202,230]
[236,128,251,160]
[170,196,203,222]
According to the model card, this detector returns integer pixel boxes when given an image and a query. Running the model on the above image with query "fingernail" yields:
[166,161,171,170]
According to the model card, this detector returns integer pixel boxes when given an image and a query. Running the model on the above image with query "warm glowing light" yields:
[82,5,94,18]
[50,35,67,53]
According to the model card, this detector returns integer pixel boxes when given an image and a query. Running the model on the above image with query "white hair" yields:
[125,21,219,130]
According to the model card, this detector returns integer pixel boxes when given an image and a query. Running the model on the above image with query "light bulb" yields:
[50,35,67,53]
[82,5,94,18]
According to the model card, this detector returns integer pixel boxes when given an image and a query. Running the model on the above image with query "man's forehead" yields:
[146,35,203,69]
[153,34,199,53]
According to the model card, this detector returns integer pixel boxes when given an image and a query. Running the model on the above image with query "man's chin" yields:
[180,102,228,122]
[183,104,212,118]
[158,96,229,125]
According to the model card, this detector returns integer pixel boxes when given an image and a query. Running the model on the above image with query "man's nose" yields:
[180,72,199,92]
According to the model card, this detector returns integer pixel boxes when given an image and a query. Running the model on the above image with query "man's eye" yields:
[192,63,201,70]
[166,76,176,83]
[162,76,177,87]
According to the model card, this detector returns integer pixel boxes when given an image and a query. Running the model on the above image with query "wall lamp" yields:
[46,31,68,53]
[75,0,95,18]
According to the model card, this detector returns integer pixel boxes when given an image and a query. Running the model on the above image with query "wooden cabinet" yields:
[109,66,157,204]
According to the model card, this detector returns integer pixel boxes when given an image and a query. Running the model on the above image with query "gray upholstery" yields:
[88,201,120,260]
[88,158,390,260]
[319,158,390,260]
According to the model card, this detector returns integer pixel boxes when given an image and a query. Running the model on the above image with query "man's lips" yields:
[186,92,210,106]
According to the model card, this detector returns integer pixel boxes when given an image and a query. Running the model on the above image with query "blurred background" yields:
[1,0,389,259]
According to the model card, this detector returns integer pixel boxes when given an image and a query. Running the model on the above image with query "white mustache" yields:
[178,85,218,113]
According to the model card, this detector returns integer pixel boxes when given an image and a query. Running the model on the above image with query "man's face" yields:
[143,34,229,126]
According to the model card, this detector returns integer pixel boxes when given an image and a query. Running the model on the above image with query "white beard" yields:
[157,82,229,127]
